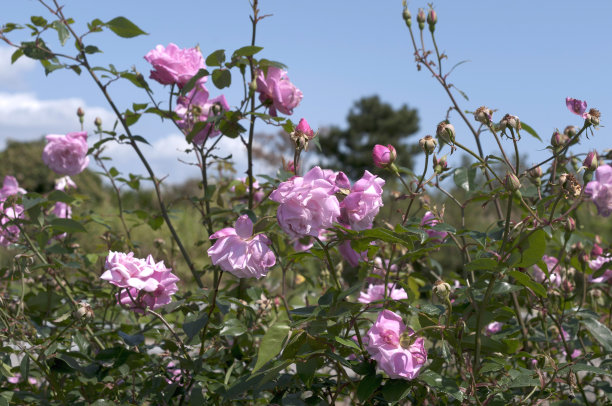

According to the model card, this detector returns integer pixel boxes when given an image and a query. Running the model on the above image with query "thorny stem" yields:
[315,237,341,290]
[402,153,429,223]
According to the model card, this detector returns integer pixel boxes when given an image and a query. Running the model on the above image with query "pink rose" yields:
[565,97,588,118]
[295,118,315,139]
[270,167,341,239]
[54,176,76,191]
[340,171,385,231]
[42,132,89,176]
[532,255,562,287]
[144,43,206,88]
[338,240,367,267]
[256,66,303,116]
[366,309,427,380]
[207,215,276,279]
[420,211,448,242]
[588,244,612,283]
[101,251,179,313]
[358,283,408,304]
[584,164,612,217]
[0,175,26,200]
[0,202,24,247]
[372,144,397,168]
[485,321,503,335]
[175,84,230,144]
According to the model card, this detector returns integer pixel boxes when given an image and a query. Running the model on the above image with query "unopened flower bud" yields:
[419,135,437,155]
[402,8,412,28]
[586,108,600,126]
[564,125,577,138]
[474,106,492,124]
[433,154,448,174]
[427,9,437,32]
[249,78,258,92]
[416,8,426,30]
[566,217,576,232]
[212,103,223,116]
[499,114,521,132]
[94,116,102,128]
[295,118,315,139]
[591,243,603,258]
[77,107,85,118]
[73,301,94,322]
[373,144,397,168]
[583,151,598,172]
[433,280,451,301]
[504,172,521,193]
[528,166,543,186]
[550,130,568,152]
[436,121,455,144]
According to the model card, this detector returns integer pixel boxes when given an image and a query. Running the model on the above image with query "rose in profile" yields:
[144,43,206,88]
[256,66,302,116]
[42,132,89,175]
[340,171,385,231]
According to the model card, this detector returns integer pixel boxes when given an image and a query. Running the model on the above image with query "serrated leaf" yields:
[233,45,263,58]
[105,16,147,38]
[212,69,231,89]
[453,166,478,192]
[205,49,226,67]
[118,331,144,346]
[581,317,612,352]
[252,321,290,374]
[49,218,86,233]
[508,270,547,298]
[357,373,382,402]
[520,122,542,142]
[52,21,70,46]
[514,229,546,267]
[334,336,361,351]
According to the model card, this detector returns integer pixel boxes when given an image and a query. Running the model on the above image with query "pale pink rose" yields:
[366,309,427,380]
[295,118,315,139]
[588,244,612,283]
[584,164,612,217]
[372,144,397,168]
[420,211,448,242]
[340,171,385,231]
[485,321,503,335]
[54,176,76,191]
[338,240,367,267]
[565,97,588,119]
[358,283,408,304]
[256,66,302,116]
[270,167,340,239]
[0,202,24,247]
[42,132,89,175]
[532,255,562,287]
[144,43,206,88]
[321,169,350,191]
[0,175,26,200]
[175,84,230,144]
[207,215,276,279]
[101,251,179,313]
[165,361,183,385]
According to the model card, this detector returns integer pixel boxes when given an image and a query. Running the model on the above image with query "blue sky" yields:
[1,0,610,184]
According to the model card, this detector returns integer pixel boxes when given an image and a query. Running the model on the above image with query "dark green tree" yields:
[317,95,419,179]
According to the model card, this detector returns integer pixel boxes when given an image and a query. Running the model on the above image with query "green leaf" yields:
[453,167,478,192]
[571,363,612,377]
[357,373,382,402]
[252,321,290,374]
[212,69,231,89]
[105,17,147,38]
[519,122,542,142]
[233,45,263,58]
[11,48,24,64]
[465,258,498,271]
[180,68,209,95]
[52,21,70,46]
[419,370,463,401]
[147,216,164,230]
[382,379,413,403]
[205,49,226,67]
[581,317,612,352]
[49,218,86,233]
[118,331,144,346]
[514,229,546,267]
[183,313,208,343]
[508,270,547,298]
[334,336,361,351]
[220,318,247,337]
[22,40,53,60]
[30,16,47,27]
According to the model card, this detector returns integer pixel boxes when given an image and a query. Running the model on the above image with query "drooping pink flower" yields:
[0,176,26,200]
[295,118,315,139]
[0,202,24,247]
[256,66,303,116]
[420,211,448,242]
[485,321,503,335]
[144,43,206,88]
[584,164,612,217]
[565,97,588,119]
[270,167,341,239]
[358,283,408,304]
[340,171,385,231]
[101,251,179,313]
[366,309,427,380]
[372,144,397,168]
[175,84,230,144]
[42,132,89,176]
[532,255,562,287]
[207,215,276,279]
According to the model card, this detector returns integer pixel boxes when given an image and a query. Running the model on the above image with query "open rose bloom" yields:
[366,309,427,380]
[256,66,302,116]
[101,252,179,313]
[175,84,230,144]
[42,132,89,176]
[144,43,206,88]
[358,283,408,304]
[532,255,562,287]
[340,171,385,231]
[584,164,612,217]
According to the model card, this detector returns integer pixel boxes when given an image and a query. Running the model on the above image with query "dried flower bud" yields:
[433,154,448,174]
[436,121,455,144]
[474,106,492,124]
[504,172,522,192]
[73,301,94,322]
[559,173,581,198]
[499,114,521,132]
[433,280,451,301]
[427,9,437,32]
[76,107,85,118]
[586,108,601,127]
[419,135,437,155]
[416,8,426,30]
[583,151,599,172]
[402,8,412,28]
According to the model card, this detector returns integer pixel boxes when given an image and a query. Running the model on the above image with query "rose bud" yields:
[295,118,315,139]
[586,108,601,126]
[373,144,397,168]
[402,8,412,28]
[417,8,426,30]
[436,121,455,144]
[474,106,492,124]
[433,154,448,174]
[427,9,437,32]
[566,217,576,232]
[432,280,451,301]
[419,135,437,155]
[499,114,521,132]
[564,125,577,138]
[583,151,599,172]
[504,172,522,193]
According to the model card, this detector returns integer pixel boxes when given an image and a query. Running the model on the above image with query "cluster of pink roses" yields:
[101,251,180,313]
[207,215,276,279]
[0,176,26,247]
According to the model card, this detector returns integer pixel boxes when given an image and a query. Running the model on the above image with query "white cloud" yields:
[0,47,36,89]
